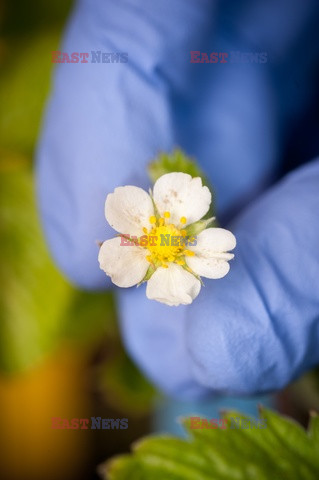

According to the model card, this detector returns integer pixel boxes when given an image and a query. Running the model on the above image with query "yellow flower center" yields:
[142,211,194,268]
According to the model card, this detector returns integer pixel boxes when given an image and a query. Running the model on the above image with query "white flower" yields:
[98,172,236,306]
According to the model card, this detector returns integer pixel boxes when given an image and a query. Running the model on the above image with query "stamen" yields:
[142,213,192,269]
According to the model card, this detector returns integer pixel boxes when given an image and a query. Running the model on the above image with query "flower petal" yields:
[146,263,201,306]
[105,186,154,236]
[153,172,211,226]
[186,228,236,279]
[98,237,149,287]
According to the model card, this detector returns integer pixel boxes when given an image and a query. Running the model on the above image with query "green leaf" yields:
[106,456,146,480]
[105,408,319,480]
[132,436,217,479]
[257,407,319,477]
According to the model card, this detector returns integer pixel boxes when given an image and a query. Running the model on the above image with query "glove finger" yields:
[36,0,215,288]
[186,159,319,394]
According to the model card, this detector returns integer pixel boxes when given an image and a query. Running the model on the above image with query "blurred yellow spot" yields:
[0,346,91,480]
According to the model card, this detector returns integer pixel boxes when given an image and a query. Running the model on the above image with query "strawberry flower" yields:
[98,172,236,306]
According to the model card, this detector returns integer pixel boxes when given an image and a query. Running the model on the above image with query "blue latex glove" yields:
[119,160,319,397]
[37,0,319,398]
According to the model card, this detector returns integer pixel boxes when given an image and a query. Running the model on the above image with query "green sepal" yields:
[137,264,156,286]
[185,217,216,237]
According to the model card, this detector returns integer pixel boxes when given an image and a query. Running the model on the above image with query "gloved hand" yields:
[119,160,319,398]
[37,0,319,398]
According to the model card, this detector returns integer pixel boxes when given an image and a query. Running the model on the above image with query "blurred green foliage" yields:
[2,0,73,36]
[0,163,71,371]
[0,0,75,372]
[106,407,319,480]
[98,350,156,417]
[0,0,154,416]
[0,0,72,161]
[0,31,61,156]
[0,159,120,372]
[0,0,73,158]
